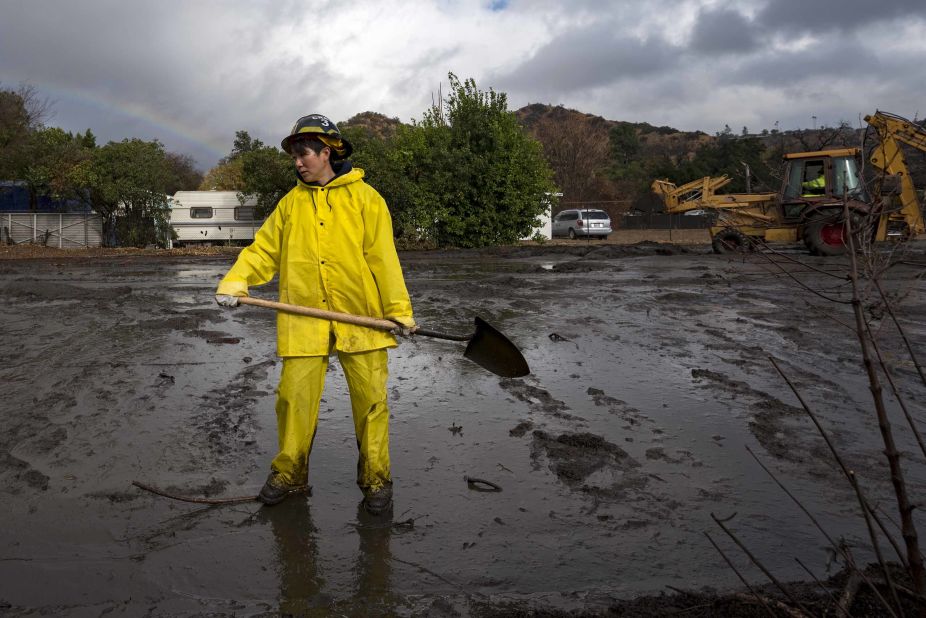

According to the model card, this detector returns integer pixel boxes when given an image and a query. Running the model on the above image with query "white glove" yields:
[215,294,240,307]
[388,317,416,337]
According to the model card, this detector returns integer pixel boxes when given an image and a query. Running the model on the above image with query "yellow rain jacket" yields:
[216,166,414,356]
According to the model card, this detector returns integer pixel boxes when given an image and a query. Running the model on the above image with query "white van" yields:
[170,191,265,247]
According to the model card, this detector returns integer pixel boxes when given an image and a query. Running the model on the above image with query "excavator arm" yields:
[651,175,775,214]
[864,111,926,236]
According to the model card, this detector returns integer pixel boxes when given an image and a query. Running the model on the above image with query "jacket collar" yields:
[296,160,361,189]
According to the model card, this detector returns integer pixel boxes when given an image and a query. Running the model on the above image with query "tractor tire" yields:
[802,211,852,256]
[568,228,577,240]
[711,228,752,254]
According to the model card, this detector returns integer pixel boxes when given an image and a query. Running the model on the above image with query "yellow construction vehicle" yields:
[865,111,926,241]
[651,111,925,255]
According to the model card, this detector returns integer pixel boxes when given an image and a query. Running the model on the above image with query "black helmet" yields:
[281,114,353,160]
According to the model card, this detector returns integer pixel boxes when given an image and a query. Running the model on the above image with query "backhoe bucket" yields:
[463,317,530,378]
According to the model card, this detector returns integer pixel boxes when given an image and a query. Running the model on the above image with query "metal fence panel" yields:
[3,213,103,248]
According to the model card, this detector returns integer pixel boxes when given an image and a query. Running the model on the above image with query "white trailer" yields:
[169,191,266,247]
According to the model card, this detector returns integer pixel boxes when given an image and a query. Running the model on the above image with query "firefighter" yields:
[215,114,415,514]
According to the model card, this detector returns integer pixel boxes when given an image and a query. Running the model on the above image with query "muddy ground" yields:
[1,240,925,616]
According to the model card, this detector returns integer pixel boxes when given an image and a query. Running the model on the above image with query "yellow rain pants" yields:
[273,343,391,491]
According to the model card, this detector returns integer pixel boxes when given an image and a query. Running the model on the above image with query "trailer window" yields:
[234,206,256,221]
[190,207,213,219]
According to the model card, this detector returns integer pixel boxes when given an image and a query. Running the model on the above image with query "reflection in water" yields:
[262,497,327,615]
[350,502,398,615]
[263,498,401,615]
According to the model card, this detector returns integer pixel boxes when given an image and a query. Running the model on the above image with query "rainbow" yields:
[26,81,227,162]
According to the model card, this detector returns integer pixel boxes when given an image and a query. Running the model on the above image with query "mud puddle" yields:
[1,245,925,615]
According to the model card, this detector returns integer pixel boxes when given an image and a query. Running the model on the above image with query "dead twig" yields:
[864,318,926,460]
[846,216,926,605]
[874,277,926,387]
[732,592,810,618]
[795,557,850,618]
[746,444,894,605]
[769,355,905,616]
[132,480,310,505]
[709,513,815,616]
[703,531,778,618]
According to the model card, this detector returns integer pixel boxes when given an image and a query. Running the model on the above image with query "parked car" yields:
[551,208,612,239]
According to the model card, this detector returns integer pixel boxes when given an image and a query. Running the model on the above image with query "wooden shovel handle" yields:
[238,296,399,332]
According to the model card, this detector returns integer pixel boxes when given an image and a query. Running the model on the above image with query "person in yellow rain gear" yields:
[802,166,826,197]
[214,114,415,514]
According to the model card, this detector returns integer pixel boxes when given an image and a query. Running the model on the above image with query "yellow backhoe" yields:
[651,111,925,255]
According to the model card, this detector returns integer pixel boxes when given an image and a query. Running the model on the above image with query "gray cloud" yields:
[756,0,926,33]
[494,21,678,94]
[724,36,884,87]
[689,7,761,55]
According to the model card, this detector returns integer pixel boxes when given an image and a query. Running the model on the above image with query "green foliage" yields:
[375,73,555,248]
[230,130,265,160]
[238,146,293,218]
[198,157,244,190]
[433,74,543,246]
[72,139,176,247]
[164,152,203,195]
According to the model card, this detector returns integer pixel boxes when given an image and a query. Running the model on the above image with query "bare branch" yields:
[703,531,778,618]
[710,512,815,615]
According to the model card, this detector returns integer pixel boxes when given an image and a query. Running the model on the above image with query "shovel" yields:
[237,297,530,378]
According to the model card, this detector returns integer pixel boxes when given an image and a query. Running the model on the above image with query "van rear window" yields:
[583,212,609,220]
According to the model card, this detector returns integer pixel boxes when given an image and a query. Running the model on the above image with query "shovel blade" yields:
[464,316,530,378]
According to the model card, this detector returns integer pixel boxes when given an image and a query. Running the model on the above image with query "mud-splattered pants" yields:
[272,345,391,491]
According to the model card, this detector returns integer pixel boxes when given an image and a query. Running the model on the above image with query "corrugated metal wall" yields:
[2,213,104,248]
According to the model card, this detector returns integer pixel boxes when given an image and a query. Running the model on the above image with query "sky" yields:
[2,0,925,172]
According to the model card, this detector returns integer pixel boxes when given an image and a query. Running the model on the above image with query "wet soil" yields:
[1,241,925,616]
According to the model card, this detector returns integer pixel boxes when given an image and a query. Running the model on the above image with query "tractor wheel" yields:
[711,228,752,254]
[802,211,852,256]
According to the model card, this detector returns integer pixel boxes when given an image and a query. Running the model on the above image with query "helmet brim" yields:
[281,133,353,160]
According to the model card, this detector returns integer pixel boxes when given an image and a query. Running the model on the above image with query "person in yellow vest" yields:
[215,114,415,514]
[802,167,826,196]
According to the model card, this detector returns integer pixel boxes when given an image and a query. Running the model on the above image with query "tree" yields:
[230,130,265,159]
[199,130,271,192]
[73,139,176,247]
[392,73,556,247]
[238,146,293,217]
[164,152,203,195]
[529,109,611,205]
[19,127,93,210]
[0,84,54,180]
[198,157,244,190]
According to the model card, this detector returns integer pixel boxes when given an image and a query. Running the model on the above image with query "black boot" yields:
[258,472,309,506]
[361,483,393,515]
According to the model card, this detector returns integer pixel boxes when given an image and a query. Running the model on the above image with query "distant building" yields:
[521,192,560,240]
